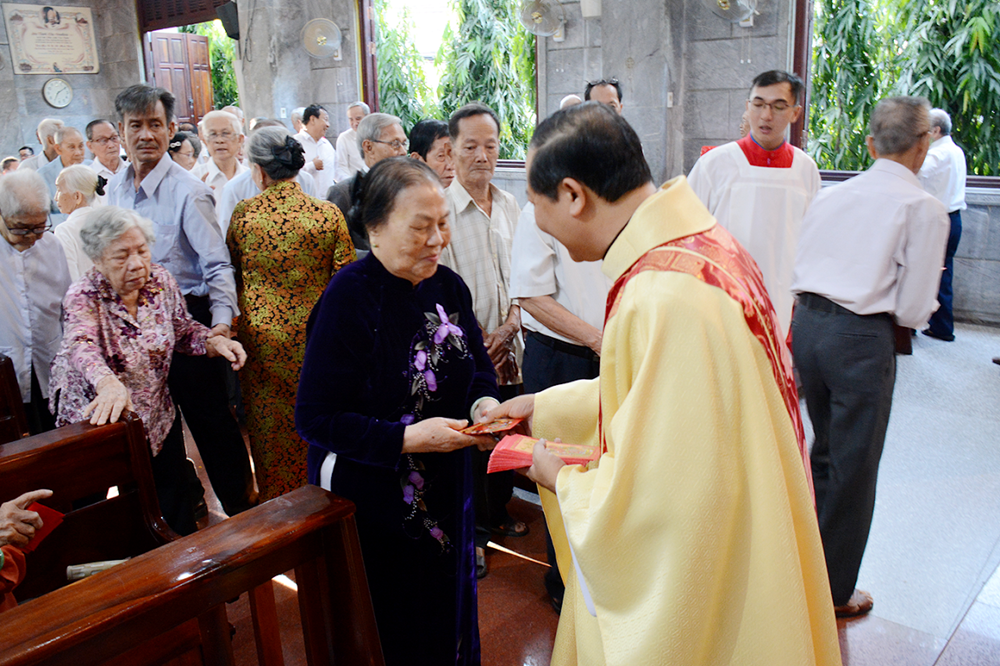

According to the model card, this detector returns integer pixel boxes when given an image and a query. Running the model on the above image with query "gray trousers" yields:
[791,294,896,605]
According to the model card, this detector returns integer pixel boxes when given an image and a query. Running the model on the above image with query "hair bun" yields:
[95,174,107,197]
[271,135,305,169]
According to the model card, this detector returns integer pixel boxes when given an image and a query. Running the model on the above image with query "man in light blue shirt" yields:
[36,126,91,226]
[108,84,256,518]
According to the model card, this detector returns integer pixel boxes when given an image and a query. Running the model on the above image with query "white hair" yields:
[198,110,244,136]
[221,105,244,122]
[357,113,402,155]
[291,107,306,124]
[54,126,84,145]
[559,94,583,110]
[348,101,371,115]
[37,118,64,142]
[80,206,156,262]
[0,169,50,218]
[55,164,100,204]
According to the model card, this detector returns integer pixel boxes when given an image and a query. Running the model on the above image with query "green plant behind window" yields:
[375,0,440,131]
[178,21,239,109]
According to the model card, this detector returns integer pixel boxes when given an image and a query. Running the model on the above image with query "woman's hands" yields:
[206,335,247,370]
[82,375,134,425]
[402,417,495,454]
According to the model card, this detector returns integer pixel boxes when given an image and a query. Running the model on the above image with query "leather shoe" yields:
[921,329,955,342]
[834,589,874,618]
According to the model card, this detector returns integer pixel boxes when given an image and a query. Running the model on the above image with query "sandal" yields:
[476,546,488,579]
[491,520,530,538]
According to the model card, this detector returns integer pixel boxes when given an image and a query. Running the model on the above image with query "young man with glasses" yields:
[86,119,125,206]
[688,70,820,337]
[0,169,71,434]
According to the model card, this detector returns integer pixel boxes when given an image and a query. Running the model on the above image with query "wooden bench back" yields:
[0,413,173,600]
[0,484,384,666]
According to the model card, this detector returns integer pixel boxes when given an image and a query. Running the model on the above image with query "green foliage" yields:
[437,0,537,159]
[809,0,1000,175]
[374,0,439,131]
[178,21,239,109]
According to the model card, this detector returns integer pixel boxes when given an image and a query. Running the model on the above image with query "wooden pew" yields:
[0,484,384,666]
[0,412,174,600]
[0,353,28,444]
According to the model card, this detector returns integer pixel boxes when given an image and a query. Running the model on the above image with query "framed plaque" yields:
[2,4,99,74]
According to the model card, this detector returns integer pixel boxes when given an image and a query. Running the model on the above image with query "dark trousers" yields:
[167,294,256,516]
[926,210,963,338]
[791,294,896,605]
[152,412,197,536]
[473,383,522,548]
[25,364,56,435]
[523,330,602,604]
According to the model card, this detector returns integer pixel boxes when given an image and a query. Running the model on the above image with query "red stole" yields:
[601,223,813,493]
[737,134,794,168]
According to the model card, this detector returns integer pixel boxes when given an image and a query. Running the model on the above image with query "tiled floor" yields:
[189,322,1000,665]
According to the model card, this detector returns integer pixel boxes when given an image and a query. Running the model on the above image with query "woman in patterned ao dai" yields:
[49,206,246,535]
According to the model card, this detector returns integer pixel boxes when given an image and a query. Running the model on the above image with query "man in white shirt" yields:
[37,126,90,224]
[791,96,949,618]
[918,108,967,342]
[294,104,337,198]
[334,101,369,182]
[0,170,71,434]
[291,107,306,133]
[17,119,63,172]
[191,111,249,222]
[688,70,821,337]
[440,102,525,561]
[85,119,125,206]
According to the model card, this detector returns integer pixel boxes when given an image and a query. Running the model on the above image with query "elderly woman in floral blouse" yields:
[49,206,246,535]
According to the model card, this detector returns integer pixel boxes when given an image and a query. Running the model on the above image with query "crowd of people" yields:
[0,68,967,665]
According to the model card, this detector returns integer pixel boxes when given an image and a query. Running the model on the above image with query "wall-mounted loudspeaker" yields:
[217,1,239,40]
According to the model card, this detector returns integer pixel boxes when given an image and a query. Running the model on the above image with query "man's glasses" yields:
[372,139,409,151]
[749,99,793,112]
[206,130,239,141]
[91,136,120,146]
[3,215,51,237]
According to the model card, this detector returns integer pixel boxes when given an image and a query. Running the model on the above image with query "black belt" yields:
[527,330,599,362]
[797,293,891,320]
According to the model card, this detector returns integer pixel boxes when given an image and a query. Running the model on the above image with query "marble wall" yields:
[0,0,143,158]
[236,0,362,140]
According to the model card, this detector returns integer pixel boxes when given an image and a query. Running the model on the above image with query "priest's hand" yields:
[402,417,491,454]
[483,394,535,436]
[527,440,565,493]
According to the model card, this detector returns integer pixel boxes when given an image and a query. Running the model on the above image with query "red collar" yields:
[737,135,794,168]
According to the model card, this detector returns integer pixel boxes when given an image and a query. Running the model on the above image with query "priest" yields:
[486,102,840,665]
[687,70,820,336]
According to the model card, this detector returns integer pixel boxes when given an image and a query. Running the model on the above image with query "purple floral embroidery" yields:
[408,470,425,490]
[433,304,463,344]
[402,484,415,504]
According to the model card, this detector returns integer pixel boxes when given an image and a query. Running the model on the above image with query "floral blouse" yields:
[49,264,209,455]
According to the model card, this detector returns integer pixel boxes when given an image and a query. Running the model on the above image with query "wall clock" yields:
[43,77,73,108]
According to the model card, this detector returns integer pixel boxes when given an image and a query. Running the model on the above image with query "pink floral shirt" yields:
[49,264,209,455]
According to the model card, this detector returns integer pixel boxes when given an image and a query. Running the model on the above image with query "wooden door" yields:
[145,31,215,126]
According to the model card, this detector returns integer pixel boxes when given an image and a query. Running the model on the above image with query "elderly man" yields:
[688,70,821,336]
[191,110,248,219]
[37,126,89,222]
[918,108,967,342]
[791,96,949,617]
[334,101,370,182]
[295,104,338,198]
[17,119,63,172]
[486,102,839,665]
[0,170,71,434]
[326,112,407,251]
[108,84,256,518]
[439,102,526,570]
[216,119,318,233]
[86,119,125,206]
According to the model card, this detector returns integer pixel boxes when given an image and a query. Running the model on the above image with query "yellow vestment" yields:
[535,177,841,665]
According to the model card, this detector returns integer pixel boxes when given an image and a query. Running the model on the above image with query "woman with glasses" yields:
[52,164,106,281]
[226,126,355,502]
[167,131,201,171]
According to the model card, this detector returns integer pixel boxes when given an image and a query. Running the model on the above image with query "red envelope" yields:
[20,502,64,553]
[487,434,600,473]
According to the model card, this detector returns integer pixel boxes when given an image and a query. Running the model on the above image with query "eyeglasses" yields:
[3,215,51,237]
[206,130,239,141]
[372,139,409,151]
[749,99,794,112]
[91,135,120,146]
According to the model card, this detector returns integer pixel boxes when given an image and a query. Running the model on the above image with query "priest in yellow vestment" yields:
[487,104,840,665]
